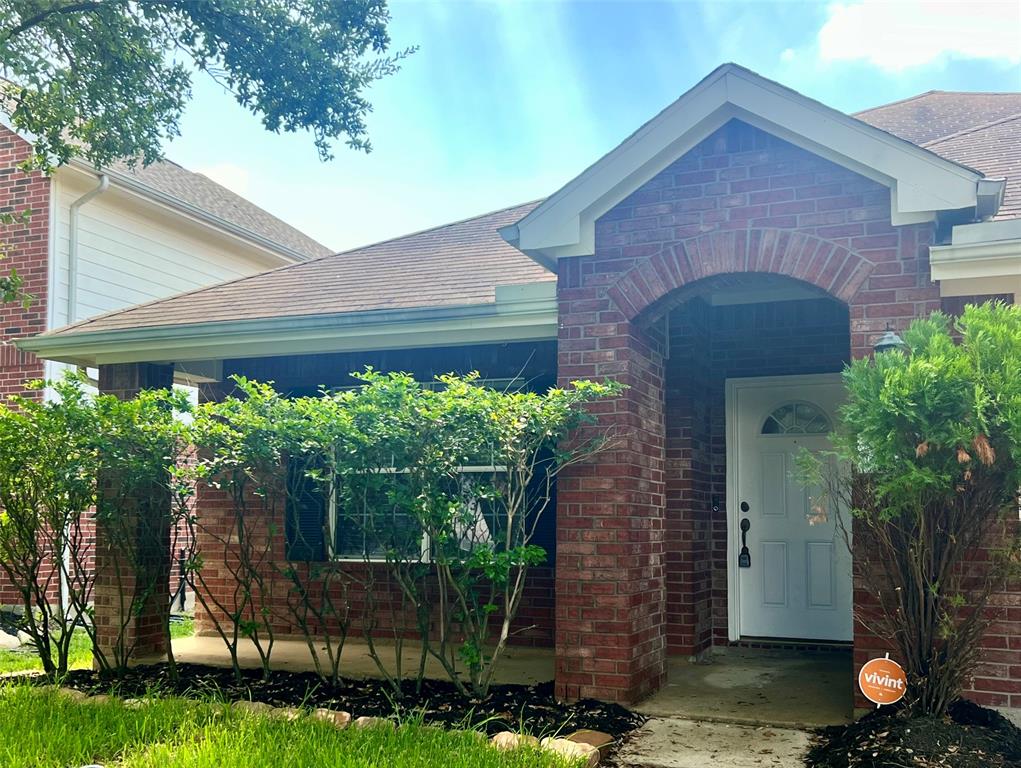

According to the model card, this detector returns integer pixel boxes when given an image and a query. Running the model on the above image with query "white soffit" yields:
[503,64,999,265]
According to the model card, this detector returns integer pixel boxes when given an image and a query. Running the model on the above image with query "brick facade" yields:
[191,480,556,649]
[0,125,50,608]
[94,362,175,663]
[78,119,1021,713]
[555,119,940,702]
[191,341,560,649]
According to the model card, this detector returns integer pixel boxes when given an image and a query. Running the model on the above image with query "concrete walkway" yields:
[636,647,852,729]
[612,718,811,768]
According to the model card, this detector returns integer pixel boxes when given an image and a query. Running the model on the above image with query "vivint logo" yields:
[858,656,907,706]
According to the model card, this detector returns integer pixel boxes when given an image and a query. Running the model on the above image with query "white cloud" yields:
[818,0,1021,71]
[780,48,796,63]
[194,162,252,197]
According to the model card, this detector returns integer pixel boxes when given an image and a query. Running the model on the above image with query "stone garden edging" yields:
[48,687,615,766]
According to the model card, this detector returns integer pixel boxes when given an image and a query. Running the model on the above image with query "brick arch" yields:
[605,228,874,322]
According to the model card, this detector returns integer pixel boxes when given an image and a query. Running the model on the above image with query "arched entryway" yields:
[636,272,853,660]
[554,230,876,706]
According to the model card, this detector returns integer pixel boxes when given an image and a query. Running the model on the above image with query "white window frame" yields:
[327,465,505,563]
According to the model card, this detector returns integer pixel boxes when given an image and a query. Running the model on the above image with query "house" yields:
[0,123,331,608]
[17,64,1021,714]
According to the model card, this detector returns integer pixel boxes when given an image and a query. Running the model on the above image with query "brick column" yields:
[555,258,667,704]
[94,362,174,665]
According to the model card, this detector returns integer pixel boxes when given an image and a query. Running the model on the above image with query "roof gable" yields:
[504,64,1002,265]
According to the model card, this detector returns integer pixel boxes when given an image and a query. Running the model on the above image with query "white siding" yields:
[44,170,288,383]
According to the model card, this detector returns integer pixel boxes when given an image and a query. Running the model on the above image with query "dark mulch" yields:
[55,662,645,737]
[808,699,1021,768]
[0,609,24,637]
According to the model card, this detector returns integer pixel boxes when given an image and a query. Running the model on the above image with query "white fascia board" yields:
[17,282,558,370]
[930,237,1021,298]
[509,64,992,262]
[929,220,1021,291]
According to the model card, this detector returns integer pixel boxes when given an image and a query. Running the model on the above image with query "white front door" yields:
[727,374,852,642]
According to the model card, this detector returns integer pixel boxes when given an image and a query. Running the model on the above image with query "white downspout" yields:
[59,172,108,617]
[66,173,109,325]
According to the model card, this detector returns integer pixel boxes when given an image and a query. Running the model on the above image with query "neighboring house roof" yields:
[0,89,330,261]
[99,158,333,259]
[855,92,1021,145]
[40,199,550,337]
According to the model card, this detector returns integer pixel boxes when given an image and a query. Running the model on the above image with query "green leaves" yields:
[0,1,414,170]
[835,303,1021,511]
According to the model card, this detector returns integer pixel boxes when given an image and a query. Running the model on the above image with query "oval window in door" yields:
[761,401,831,435]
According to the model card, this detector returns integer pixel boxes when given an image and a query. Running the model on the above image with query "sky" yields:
[163,0,1021,254]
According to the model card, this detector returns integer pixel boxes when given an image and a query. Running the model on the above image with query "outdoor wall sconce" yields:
[873,326,907,354]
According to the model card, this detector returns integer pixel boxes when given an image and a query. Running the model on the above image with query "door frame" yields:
[724,372,844,642]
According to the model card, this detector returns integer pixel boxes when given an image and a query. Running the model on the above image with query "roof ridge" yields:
[338,198,545,255]
[853,90,940,116]
[922,110,1021,147]
[41,198,543,337]
[854,90,1021,118]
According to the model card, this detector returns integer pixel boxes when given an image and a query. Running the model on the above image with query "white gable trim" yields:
[502,64,1003,265]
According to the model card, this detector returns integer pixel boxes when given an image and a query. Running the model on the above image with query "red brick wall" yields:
[0,125,49,608]
[555,118,939,703]
[94,363,175,662]
[191,344,560,653]
[191,478,556,649]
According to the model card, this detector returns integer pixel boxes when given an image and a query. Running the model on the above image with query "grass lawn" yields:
[0,683,580,767]
[0,616,195,675]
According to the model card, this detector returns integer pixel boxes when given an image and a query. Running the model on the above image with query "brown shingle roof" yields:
[43,200,551,336]
[921,113,1021,220]
[856,90,1021,220]
[34,86,1021,343]
[855,91,1021,145]
[107,158,332,259]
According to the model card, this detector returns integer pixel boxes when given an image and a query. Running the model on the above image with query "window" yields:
[761,401,831,435]
[285,458,558,564]
[330,466,503,561]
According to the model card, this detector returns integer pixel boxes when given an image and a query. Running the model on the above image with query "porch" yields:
[166,636,851,728]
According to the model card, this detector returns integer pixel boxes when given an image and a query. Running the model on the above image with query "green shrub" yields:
[801,302,1021,716]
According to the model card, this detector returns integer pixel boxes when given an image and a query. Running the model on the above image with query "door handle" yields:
[739,512,751,568]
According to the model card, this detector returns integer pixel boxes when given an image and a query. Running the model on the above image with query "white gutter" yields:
[66,159,312,264]
[61,172,108,618]
[17,282,560,368]
[67,173,109,325]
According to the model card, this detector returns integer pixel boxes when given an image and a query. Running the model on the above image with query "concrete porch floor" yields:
[171,636,851,729]
[635,647,854,729]
[170,635,556,687]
